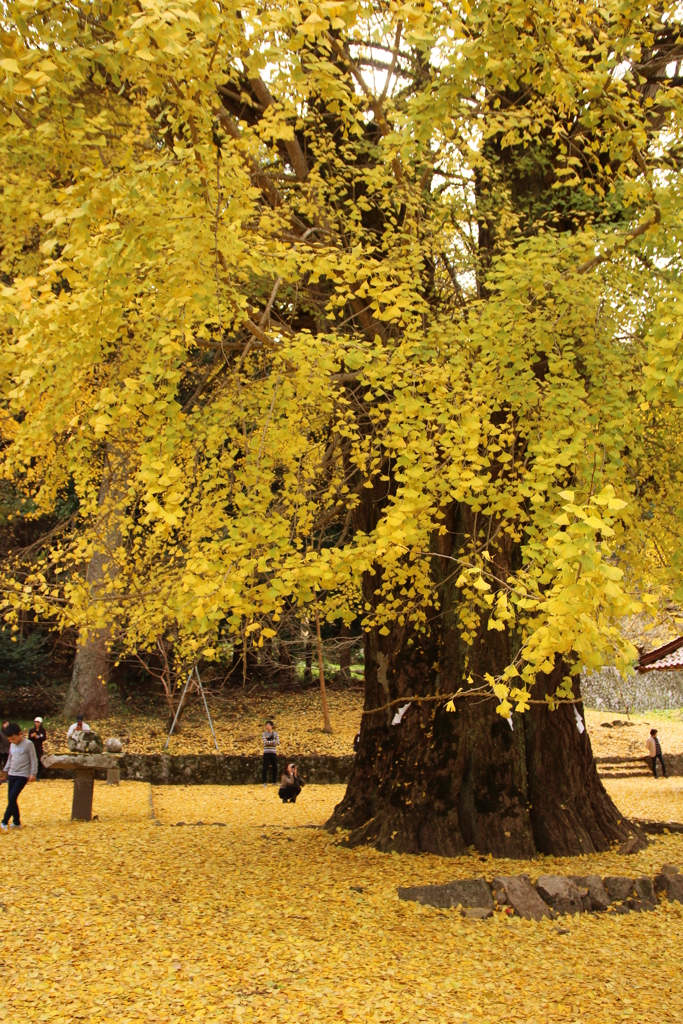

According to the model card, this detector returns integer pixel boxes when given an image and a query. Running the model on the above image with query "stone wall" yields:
[582,667,683,712]
[43,752,355,785]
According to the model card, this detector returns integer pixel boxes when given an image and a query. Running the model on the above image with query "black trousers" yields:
[262,751,278,783]
[652,752,667,778]
[279,783,301,803]
[3,775,28,825]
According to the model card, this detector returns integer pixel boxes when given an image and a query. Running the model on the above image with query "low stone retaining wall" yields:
[43,752,355,785]
[399,864,683,920]
[42,749,683,783]
[595,753,683,777]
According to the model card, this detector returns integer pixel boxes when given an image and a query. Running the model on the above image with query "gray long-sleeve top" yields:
[4,738,38,778]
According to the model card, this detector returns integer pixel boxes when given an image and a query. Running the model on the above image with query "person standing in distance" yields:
[262,720,279,786]
[646,728,667,778]
[0,724,37,830]
[67,715,90,740]
[28,718,46,779]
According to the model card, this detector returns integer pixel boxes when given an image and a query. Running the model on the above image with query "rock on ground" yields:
[461,907,493,920]
[491,875,551,921]
[536,875,584,915]
[603,876,634,903]
[630,876,659,911]
[398,878,493,910]
[570,875,611,912]
[654,872,683,902]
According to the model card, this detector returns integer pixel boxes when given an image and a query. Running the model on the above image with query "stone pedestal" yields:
[43,754,119,821]
[106,768,120,786]
[72,769,96,820]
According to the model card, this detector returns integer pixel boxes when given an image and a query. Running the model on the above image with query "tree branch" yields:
[248,76,309,181]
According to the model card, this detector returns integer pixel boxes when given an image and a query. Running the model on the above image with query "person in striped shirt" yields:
[646,729,667,778]
[262,720,280,786]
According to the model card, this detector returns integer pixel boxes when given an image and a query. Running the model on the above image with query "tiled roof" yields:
[637,635,683,672]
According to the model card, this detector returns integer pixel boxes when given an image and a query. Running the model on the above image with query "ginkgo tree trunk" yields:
[329,494,634,857]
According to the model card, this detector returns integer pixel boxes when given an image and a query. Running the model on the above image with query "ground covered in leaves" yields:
[2,778,683,1023]
[584,708,683,761]
[40,689,364,757]
[32,692,683,765]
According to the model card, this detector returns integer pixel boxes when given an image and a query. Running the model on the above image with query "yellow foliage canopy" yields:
[1,0,683,706]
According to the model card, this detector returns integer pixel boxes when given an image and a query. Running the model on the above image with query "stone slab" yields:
[492,875,551,921]
[398,878,493,911]
[72,769,95,821]
[43,754,118,770]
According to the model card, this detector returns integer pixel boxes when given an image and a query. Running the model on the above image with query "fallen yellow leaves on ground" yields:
[42,690,363,757]
[152,782,344,828]
[15,778,154,827]
[585,708,683,761]
[40,694,683,763]
[603,776,683,822]
[2,778,683,1022]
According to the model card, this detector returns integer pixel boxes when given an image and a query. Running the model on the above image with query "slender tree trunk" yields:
[275,641,293,686]
[339,625,351,682]
[65,614,110,719]
[315,604,332,734]
[303,634,313,684]
[64,449,126,720]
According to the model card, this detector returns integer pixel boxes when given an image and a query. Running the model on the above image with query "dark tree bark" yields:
[328,623,638,858]
[327,499,641,858]
[274,641,294,686]
[523,672,630,856]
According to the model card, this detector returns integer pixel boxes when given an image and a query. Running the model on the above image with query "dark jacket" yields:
[280,769,303,790]
[29,726,46,758]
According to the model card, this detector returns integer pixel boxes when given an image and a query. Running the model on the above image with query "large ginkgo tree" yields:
[2,0,683,855]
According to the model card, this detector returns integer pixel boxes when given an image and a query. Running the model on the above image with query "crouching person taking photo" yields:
[0,724,37,831]
[279,763,303,804]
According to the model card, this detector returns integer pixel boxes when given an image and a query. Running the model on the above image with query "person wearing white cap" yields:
[28,718,46,779]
